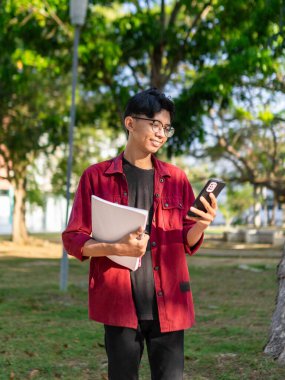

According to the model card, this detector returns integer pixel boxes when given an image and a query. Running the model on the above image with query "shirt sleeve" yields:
[62,169,93,261]
[182,173,204,256]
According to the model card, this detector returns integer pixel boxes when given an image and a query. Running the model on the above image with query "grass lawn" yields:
[1,255,285,380]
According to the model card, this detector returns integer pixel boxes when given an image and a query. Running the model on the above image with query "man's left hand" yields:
[186,193,218,230]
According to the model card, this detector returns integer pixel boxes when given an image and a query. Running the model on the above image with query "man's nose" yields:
[155,125,165,137]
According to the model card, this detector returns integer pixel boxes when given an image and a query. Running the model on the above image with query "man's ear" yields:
[124,116,134,134]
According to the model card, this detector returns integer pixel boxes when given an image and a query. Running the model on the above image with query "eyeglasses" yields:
[132,116,175,138]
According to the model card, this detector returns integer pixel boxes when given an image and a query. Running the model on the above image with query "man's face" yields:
[125,109,170,155]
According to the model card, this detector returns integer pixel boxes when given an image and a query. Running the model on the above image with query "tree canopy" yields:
[1,0,285,241]
[78,0,285,154]
[0,0,71,241]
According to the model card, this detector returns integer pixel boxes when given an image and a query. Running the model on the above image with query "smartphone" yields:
[187,178,226,217]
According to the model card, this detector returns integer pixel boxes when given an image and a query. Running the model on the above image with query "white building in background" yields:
[0,193,66,235]
[0,184,14,234]
[0,152,13,234]
[0,149,67,235]
[25,196,66,233]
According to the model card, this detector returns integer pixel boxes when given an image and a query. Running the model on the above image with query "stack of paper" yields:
[91,195,148,271]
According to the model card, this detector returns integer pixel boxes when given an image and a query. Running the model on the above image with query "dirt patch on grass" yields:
[0,238,282,266]
[189,256,280,267]
[0,239,62,259]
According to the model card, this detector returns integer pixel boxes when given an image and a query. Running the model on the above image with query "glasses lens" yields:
[165,127,175,137]
[152,120,161,128]
[149,119,174,137]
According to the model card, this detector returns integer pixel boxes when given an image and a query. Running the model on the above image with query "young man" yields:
[62,88,218,380]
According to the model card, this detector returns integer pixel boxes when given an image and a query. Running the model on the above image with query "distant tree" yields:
[0,0,71,242]
[219,183,254,227]
[190,86,285,224]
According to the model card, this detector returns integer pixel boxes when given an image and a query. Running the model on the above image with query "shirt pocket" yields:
[98,193,123,204]
[161,196,184,230]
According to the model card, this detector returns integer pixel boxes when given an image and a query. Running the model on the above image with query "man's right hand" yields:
[113,226,149,257]
[82,226,149,258]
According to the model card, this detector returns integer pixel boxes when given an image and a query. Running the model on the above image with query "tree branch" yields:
[268,122,278,174]
[218,136,256,180]
[42,0,70,35]
[133,0,142,12]
[222,152,250,178]
[160,0,166,31]
[164,1,213,84]
[182,1,213,49]
[0,145,10,165]
[168,0,183,28]
[146,0,151,12]
[126,62,144,89]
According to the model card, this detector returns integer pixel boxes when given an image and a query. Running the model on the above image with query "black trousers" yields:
[104,320,184,380]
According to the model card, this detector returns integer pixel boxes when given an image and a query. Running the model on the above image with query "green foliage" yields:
[2,0,285,163]
[0,0,71,181]
[0,0,75,241]
[219,183,254,225]
[26,171,45,208]
[75,0,285,154]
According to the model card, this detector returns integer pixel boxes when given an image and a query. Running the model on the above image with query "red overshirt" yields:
[62,152,203,332]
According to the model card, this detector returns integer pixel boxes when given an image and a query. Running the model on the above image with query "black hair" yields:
[123,88,175,122]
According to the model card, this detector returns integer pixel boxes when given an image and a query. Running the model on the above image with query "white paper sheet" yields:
[91,195,148,271]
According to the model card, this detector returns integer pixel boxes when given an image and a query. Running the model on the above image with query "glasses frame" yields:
[132,116,175,138]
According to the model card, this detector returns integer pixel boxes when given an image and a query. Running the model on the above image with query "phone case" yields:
[187,178,226,217]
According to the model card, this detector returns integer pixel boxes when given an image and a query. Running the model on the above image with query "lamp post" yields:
[60,0,88,291]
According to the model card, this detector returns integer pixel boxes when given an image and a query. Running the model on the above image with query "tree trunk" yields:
[253,185,261,227]
[282,204,285,228]
[12,177,29,244]
[264,245,285,364]
[268,199,276,227]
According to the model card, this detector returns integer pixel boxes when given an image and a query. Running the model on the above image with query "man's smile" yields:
[150,139,163,147]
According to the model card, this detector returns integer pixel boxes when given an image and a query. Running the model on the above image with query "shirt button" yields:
[123,191,127,196]
[160,178,164,183]
[154,266,159,271]
[151,241,157,247]
[157,291,163,296]
[164,203,169,207]
[155,193,160,198]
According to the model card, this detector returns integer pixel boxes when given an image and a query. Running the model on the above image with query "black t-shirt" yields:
[123,157,158,320]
